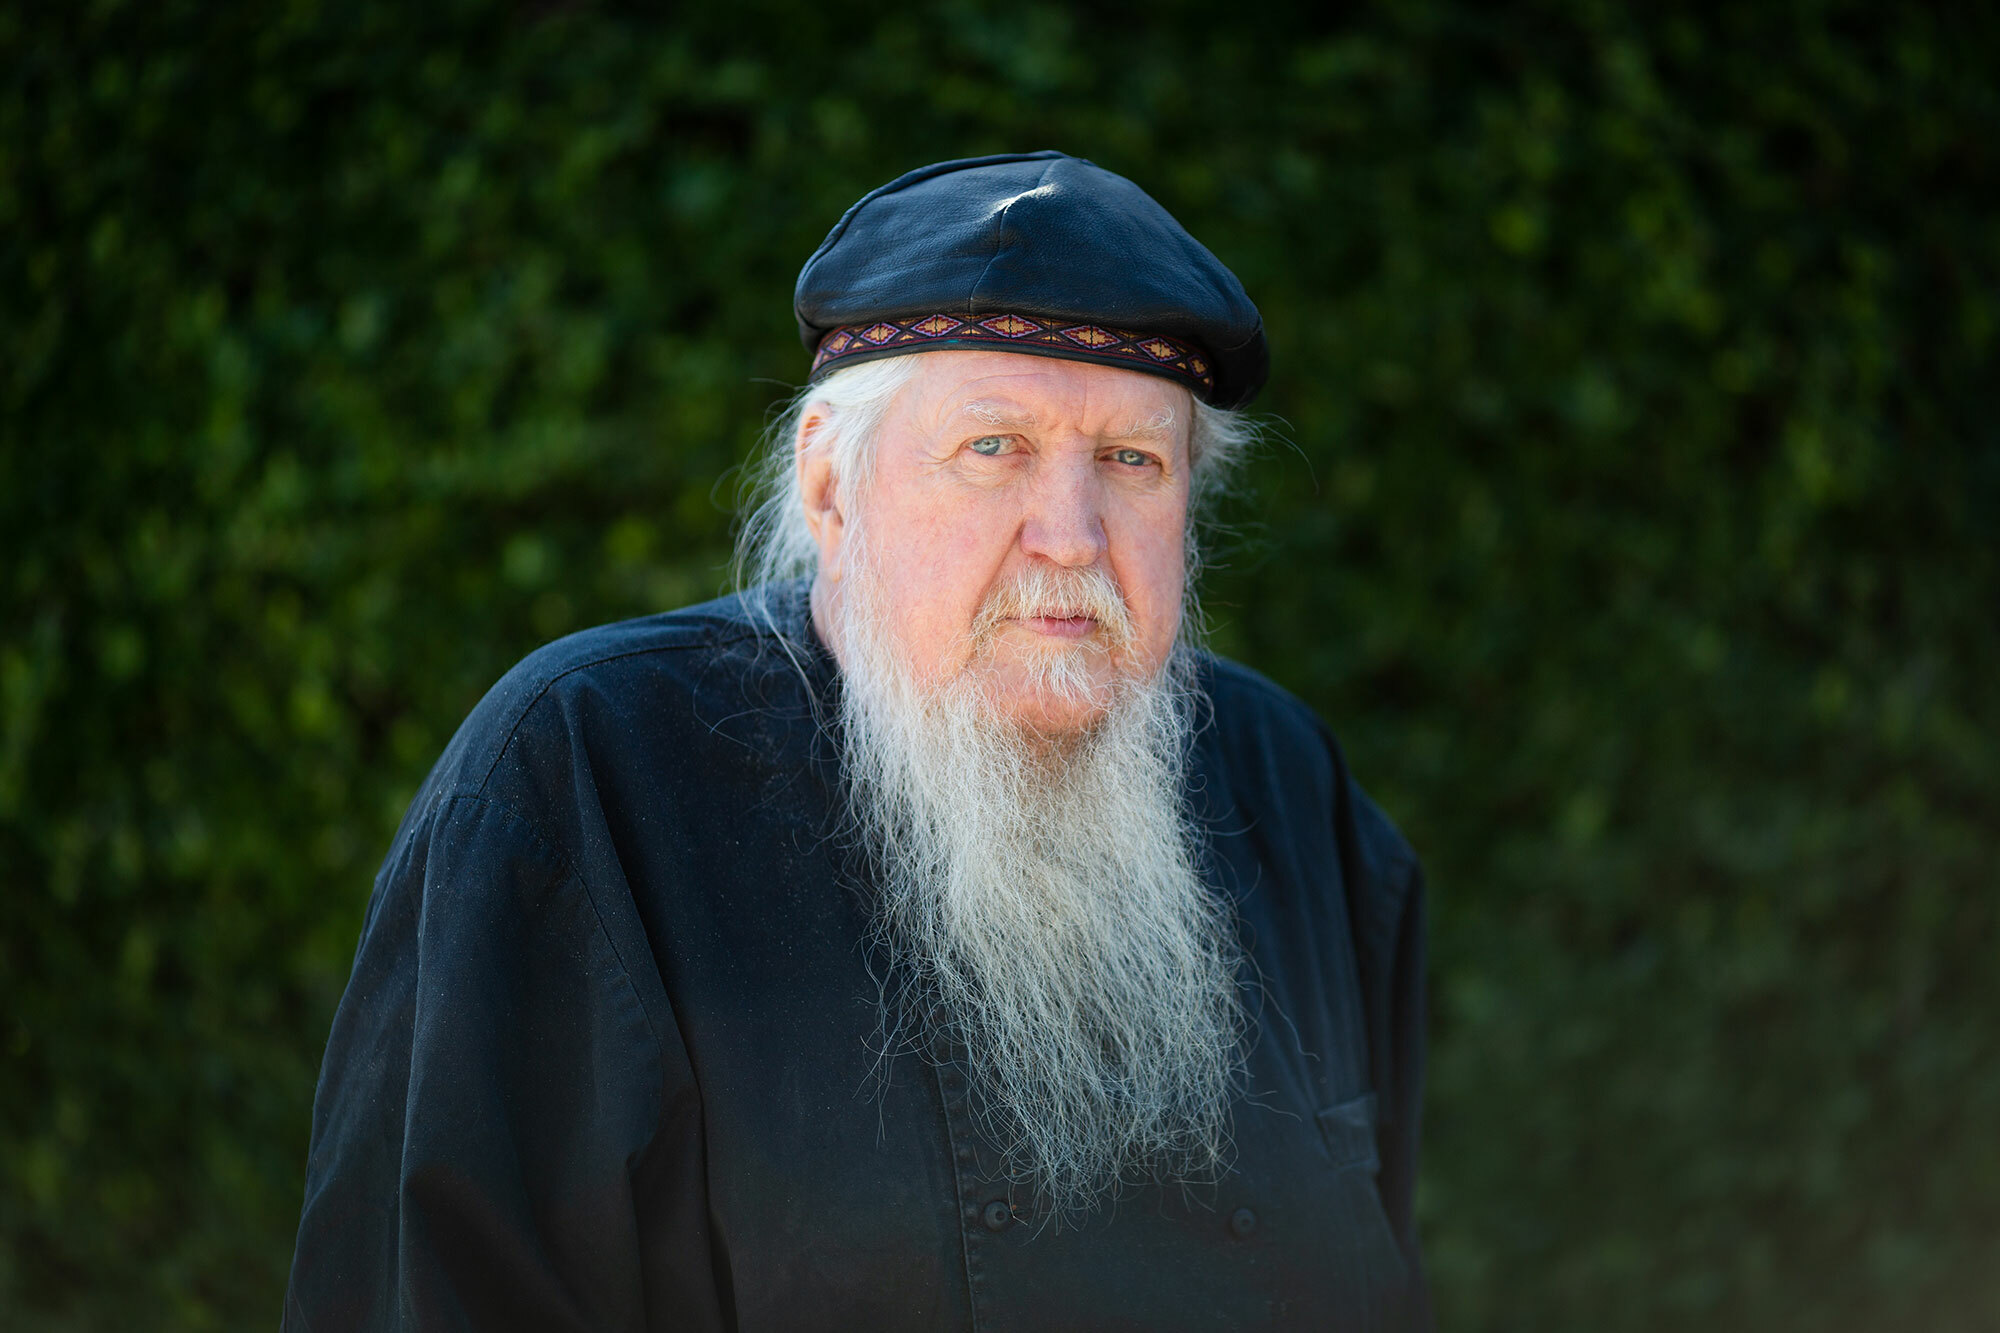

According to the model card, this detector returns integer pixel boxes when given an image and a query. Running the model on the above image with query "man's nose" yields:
[1018,455,1107,568]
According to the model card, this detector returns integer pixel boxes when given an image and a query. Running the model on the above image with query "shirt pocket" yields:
[1314,1092,1380,1175]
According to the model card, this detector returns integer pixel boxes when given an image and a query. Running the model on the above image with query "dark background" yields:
[5,1,1996,1327]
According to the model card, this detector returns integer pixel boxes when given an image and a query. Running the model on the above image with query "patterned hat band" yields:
[809,312,1217,399]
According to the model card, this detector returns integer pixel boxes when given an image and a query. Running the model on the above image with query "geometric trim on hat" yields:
[810,311,1215,398]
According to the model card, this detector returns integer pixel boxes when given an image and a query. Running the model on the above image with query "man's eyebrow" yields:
[951,400,1181,440]
[954,400,1040,429]
[1109,407,1180,441]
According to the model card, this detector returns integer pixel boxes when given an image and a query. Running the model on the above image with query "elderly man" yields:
[286,152,1428,1331]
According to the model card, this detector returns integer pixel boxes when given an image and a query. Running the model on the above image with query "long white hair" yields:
[830,514,1249,1212]
[729,351,1263,1210]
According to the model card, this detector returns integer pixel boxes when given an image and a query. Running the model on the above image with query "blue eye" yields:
[1112,448,1152,467]
[969,436,1009,456]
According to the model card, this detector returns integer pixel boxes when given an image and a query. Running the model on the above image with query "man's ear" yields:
[797,407,847,583]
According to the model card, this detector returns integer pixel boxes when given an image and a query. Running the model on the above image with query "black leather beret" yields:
[795,151,1268,408]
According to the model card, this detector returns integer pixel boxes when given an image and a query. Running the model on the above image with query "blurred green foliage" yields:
[3,1,1996,1327]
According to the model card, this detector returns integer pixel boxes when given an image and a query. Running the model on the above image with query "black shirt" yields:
[285,586,1428,1331]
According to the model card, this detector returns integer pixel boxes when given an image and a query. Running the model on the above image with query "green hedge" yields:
[4,2,1995,1327]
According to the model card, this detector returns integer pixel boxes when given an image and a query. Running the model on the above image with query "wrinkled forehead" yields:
[899,351,1195,452]
[949,396,1183,446]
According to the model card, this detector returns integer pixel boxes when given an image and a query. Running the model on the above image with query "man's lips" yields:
[1014,614,1098,639]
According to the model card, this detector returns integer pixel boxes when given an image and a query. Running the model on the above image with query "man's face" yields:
[805,350,1194,734]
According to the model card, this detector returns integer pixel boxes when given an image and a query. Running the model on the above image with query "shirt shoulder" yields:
[397,587,815,832]
[1197,652,1421,894]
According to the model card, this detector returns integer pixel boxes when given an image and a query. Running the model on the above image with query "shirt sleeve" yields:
[283,794,723,1332]
[1342,782,1431,1330]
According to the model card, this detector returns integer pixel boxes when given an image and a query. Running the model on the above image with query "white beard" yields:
[829,548,1247,1212]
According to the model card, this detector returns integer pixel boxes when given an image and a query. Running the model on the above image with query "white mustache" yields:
[970,565,1136,649]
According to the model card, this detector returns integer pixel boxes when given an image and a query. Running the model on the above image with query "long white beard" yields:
[830,554,1247,1212]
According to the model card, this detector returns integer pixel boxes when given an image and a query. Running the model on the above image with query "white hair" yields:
[733,354,1258,597]
[731,350,1260,1210]
[833,529,1247,1212]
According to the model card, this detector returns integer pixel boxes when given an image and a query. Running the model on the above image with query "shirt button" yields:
[1229,1207,1258,1239]
[982,1199,1013,1232]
